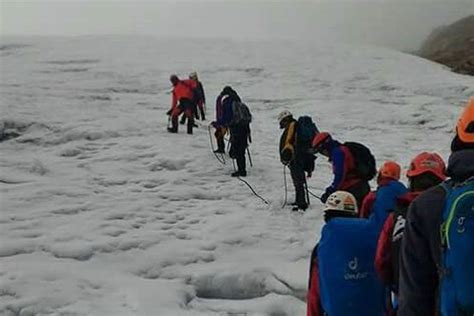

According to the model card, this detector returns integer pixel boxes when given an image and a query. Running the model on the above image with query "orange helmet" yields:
[407,152,446,181]
[456,98,474,143]
[379,161,401,180]
[312,132,331,151]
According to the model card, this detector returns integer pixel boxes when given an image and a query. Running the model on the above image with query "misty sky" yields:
[1,0,473,50]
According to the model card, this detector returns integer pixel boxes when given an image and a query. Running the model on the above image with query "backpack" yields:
[181,80,200,106]
[296,116,319,172]
[344,142,377,181]
[439,178,474,316]
[230,101,252,125]
[369,180,407,230]
[318,218,385,316]
[389,202,409,294]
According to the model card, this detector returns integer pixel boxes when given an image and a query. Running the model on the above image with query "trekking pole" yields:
[304,178,310,206]
[207,124,226,165]
[282,165,288,208]
[232,159,269,205]
[247,148,253,168]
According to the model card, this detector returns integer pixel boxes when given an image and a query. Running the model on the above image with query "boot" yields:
[169,116,178,133]
[231,170,246,177]
[292,203,307,212]
[214,148,225,154]
[187,117,194,135]
[217,139,225,152]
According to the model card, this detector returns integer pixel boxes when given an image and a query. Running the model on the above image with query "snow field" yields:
[1,37,473,315]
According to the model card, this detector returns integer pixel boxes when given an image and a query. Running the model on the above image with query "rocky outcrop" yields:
[419,15,474,76]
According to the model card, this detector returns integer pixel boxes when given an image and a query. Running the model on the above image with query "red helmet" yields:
[379,160,401,180]
[407,152,446,180]
[312,132,331,151]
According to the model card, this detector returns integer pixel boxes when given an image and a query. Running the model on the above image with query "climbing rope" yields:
[232,160,269,205]
[307,188,322,201]
[282,165,288,208]
[247,148,253,168]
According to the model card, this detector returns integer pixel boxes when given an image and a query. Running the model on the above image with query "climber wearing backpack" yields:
[375,153,446,315]
[212,86,251,177]
[360,161,403,218]
[312,132,376,208]
[279,110,318,211]
[399,98,474,316]
[307,191,385,316]
[190,72,206,120]
[167,74,195,134]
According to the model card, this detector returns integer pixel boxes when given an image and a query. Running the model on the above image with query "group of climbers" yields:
[165,74,473,316]
[305,98,474,316]
[375,152,446,315]
[166,74,251,177]
[167,72,206,134]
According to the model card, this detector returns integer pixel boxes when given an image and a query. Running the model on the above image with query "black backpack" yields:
[344,142,377,181]
[230,101,252,125]
[389,203,409,293]
[296,116,319,172]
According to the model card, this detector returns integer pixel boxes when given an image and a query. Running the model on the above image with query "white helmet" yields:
[323,191,358,214]
[278,110,293,123]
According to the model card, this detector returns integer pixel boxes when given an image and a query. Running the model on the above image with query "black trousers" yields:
[171,99,194,134]
[230,123,249,173]
[289,160,308,209]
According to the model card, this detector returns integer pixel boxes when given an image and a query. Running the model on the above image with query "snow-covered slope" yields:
[1,36,473,316]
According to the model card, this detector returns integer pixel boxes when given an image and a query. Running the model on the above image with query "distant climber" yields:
[279,110,318,211]
[180,71,206,125]
[167,74,195,134]
[212,86,251,177]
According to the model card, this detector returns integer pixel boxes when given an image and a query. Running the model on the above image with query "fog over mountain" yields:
[2,0,473,51]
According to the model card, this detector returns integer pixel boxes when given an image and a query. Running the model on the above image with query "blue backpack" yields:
[317,218,385,316]
[440,178,474,316]
[369,180,408,230]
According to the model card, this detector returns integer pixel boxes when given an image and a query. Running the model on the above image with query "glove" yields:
[211,121,217,128]
[320,191,330,203]
[321,187,334,203]
[280,147,294,166]
[166,109,172,116]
